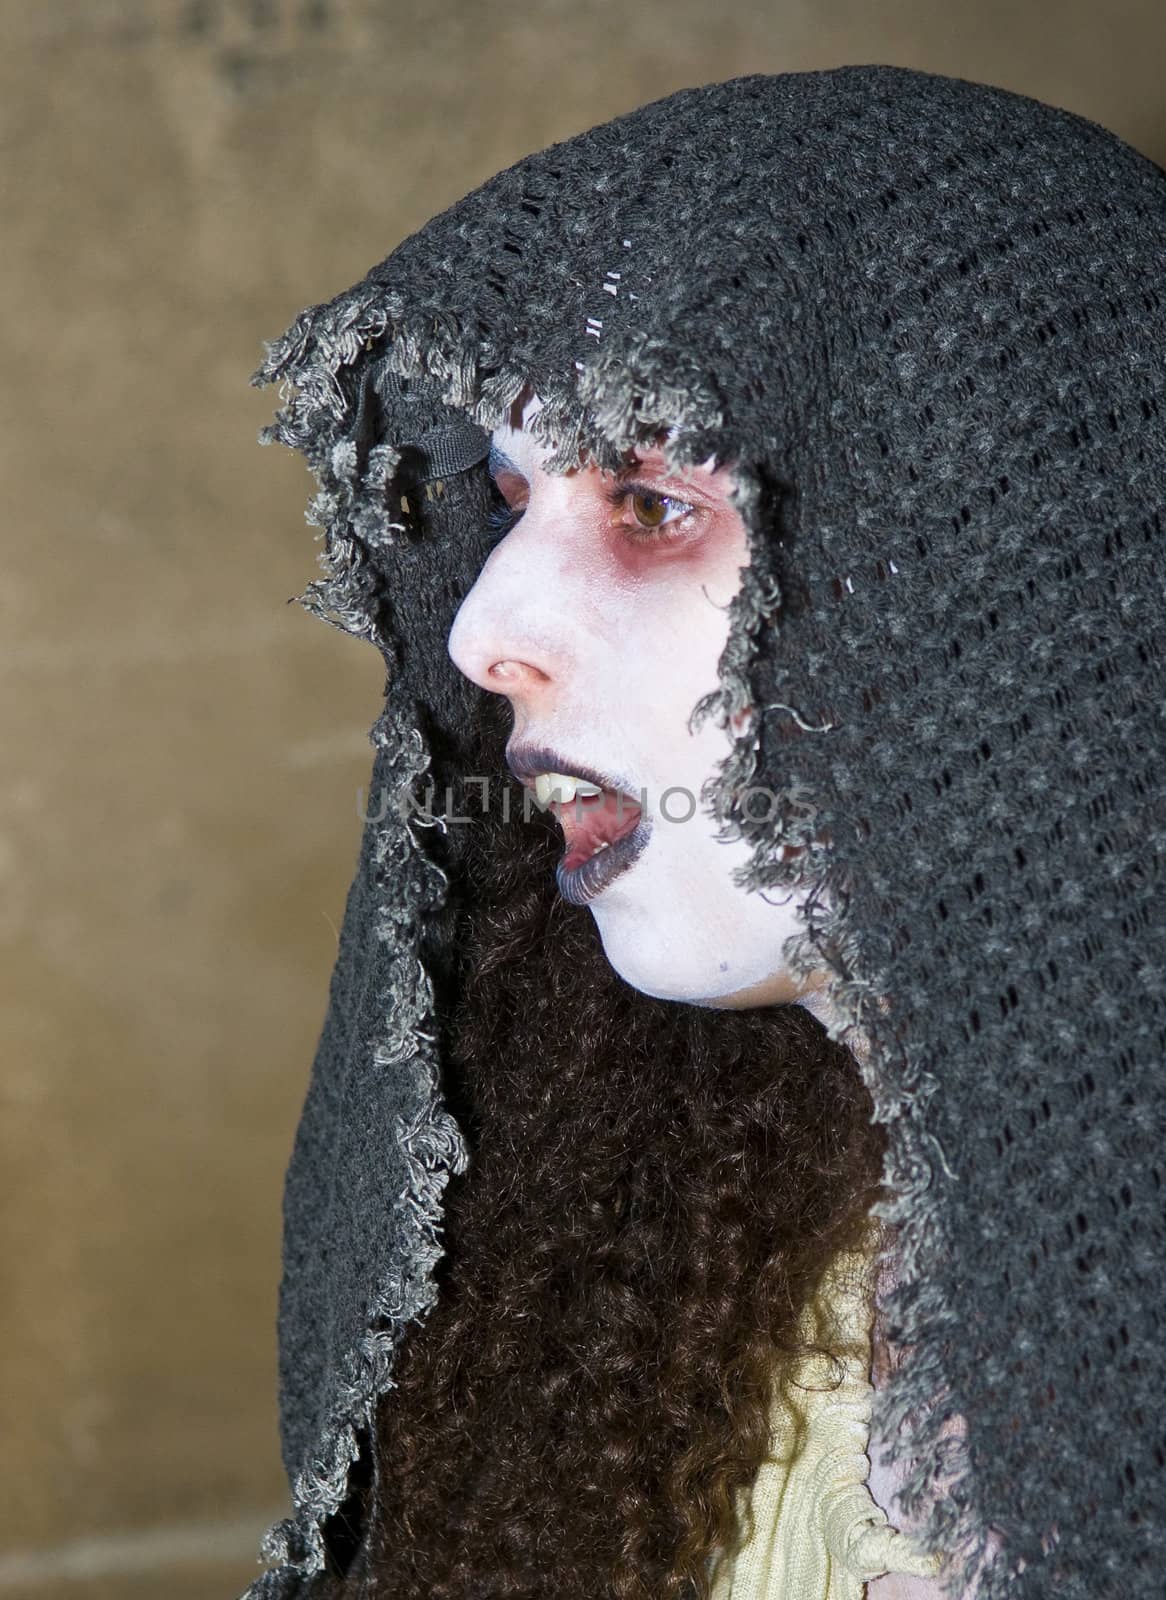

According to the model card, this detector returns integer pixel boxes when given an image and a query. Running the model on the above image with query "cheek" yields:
[562,502,748,678]
[605,588,738,742]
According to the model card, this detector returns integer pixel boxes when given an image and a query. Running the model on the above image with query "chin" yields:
[588,913,696,1003]
[589,913,751,1007]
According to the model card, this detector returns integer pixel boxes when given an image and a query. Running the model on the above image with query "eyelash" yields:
[484,480,700,547]
[485,495,523,539]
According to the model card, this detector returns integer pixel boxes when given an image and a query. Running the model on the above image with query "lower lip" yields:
[555,816,651,907]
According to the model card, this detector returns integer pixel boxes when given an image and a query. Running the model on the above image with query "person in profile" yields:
[243,66,1166,1600]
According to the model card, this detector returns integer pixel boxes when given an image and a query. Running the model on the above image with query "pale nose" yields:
[447,592,557,699]
[447,526,570,696]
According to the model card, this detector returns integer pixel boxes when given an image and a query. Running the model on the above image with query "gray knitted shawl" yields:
[244,65,1166,1600]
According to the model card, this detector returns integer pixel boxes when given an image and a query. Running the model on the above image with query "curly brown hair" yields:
[311,701,890,1600]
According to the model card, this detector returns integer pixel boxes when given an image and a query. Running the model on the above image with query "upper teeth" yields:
[533,771,604,806]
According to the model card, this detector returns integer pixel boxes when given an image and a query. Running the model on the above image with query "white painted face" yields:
[447,392,830,1017]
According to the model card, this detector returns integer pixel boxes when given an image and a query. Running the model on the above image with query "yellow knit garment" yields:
[706,1244,948,1599]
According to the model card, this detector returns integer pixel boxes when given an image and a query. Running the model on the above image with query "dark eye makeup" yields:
[483,468,701,549]
[485,489,523,540]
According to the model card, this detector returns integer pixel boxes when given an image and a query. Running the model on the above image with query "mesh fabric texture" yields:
[244,65,1166,1599]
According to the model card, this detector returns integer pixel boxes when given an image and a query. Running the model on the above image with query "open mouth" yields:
[544,786,649,907]
[554,788,642,870]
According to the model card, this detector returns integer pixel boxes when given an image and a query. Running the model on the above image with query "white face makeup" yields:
[447,393,830,1015]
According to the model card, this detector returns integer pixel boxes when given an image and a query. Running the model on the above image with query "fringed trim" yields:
[240,704,468,1599]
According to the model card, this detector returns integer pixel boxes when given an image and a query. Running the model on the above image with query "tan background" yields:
[1,3,1162,1596]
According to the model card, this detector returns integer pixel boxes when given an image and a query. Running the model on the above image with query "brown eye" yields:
[604,480,701,547]
[630,489,669,528]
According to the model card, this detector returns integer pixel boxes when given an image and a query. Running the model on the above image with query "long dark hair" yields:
[310,758,889,1599]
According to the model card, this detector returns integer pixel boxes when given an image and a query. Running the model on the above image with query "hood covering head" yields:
[244,65,1166,1600]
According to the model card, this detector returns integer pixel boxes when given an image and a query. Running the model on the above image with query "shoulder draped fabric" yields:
[244,65,1166,1599]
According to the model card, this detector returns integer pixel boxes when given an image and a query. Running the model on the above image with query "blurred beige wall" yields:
[1,3,1162,1596]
